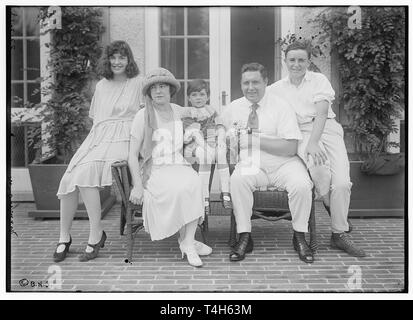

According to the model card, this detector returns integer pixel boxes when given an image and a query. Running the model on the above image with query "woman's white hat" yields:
[142,67,181,97]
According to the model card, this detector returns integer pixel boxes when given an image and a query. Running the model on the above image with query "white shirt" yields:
[220,91,302,173]
[267,71,336,124]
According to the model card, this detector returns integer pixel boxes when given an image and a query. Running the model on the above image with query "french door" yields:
[145,6,280,113]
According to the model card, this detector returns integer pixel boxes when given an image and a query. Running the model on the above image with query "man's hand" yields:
[129,184,144,205]
[305,142,328,166]
[239,131,260,150]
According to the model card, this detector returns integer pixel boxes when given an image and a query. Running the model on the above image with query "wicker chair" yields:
[111,160,209,263]
[228,182,318,253]
[112,157,318,262]
[226,136,317,253]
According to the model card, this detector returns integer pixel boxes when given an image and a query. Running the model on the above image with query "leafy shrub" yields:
[29,7,105,163]
[313,7,405,155]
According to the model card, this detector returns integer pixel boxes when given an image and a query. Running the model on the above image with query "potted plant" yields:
[313,7,406,217]
[24,7,116,219]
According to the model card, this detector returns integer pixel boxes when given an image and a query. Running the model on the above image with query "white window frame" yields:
[144,7,230,112]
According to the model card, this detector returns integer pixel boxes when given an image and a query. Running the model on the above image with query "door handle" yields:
[221,91,227,106]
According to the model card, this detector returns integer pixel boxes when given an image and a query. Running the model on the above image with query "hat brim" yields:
[142,76,181,97]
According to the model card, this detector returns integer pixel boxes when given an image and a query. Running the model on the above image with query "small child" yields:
[182,79,233,214]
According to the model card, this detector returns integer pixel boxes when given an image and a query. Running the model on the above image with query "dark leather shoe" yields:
[331,233,366,257]
[221,192,233,210]
[53,236,72,263]
[293,231,314,264]
[79,231,107,262]
[229,232,253,262]
[324,203,353,233]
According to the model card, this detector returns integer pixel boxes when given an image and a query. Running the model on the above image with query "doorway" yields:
[230,7,276,100]
[209,7,280,111]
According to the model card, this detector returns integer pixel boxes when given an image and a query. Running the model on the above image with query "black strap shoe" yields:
[331,233,366,257]
[293,231,314,264]
[79,231,107,262]
[229,232,253,262]
[53,236,72,263]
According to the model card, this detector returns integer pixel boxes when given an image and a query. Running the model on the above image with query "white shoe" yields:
[178,238,212,256]
[179,244,203,267]
[194,240,212,256]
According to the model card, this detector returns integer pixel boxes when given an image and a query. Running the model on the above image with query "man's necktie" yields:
[247,103,259,131]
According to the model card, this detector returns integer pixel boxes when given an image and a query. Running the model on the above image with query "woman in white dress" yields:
[128,68,212,267]
[53,41,144,262]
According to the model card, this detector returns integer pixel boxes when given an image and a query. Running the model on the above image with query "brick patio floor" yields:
[9,201,405,293]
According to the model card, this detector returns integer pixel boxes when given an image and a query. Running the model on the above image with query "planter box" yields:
[28,163,116,219]
[349,161,405,217]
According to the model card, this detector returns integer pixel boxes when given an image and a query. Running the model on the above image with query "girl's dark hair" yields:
[187,79,210,96]
[99,40,140,79]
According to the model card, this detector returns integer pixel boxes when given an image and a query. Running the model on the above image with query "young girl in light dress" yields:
[54,41,144,262]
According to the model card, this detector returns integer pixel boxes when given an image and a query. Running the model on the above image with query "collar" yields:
[246,91,268,110]
[285,70,311,87]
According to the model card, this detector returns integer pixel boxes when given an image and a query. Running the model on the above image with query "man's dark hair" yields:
[241,62,268,81]
[285,40,312,59]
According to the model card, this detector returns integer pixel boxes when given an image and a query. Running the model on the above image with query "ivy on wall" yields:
[313,7,405,155]
[31,7,105,163]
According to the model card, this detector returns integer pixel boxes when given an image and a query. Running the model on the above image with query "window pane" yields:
[28,82,41,105]
[11,7,23,37]
[188,38,209,79]
[171,81,185,107]
[11,39,23,80]
[161,38,184,79]
[188,7,209,35]
[10,83,24,108]
[161,7,184,36]
[27,39,40,80]
[25,7,40,37]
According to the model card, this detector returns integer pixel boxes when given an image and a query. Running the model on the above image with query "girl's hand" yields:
[305,142,328,166]
[193,131,205,146]
[129,184,144,205]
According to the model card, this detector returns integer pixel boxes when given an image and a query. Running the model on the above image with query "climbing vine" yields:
[29,7,105,163]
[312,7,405,155]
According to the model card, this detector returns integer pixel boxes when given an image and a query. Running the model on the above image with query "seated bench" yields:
[112,160,317,263]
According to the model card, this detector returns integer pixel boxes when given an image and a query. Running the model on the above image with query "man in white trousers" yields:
[219,62,315,263]
[268,40,365,257]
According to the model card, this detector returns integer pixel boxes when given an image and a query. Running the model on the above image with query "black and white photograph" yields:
[4,1,408,299]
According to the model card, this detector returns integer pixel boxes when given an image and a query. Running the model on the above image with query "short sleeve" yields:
[130,108,145,139]
[135,75,145,108]
[88,95,96,119]
[312,73,335,104]
[88,80,102,119]
[274,97,303,140]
